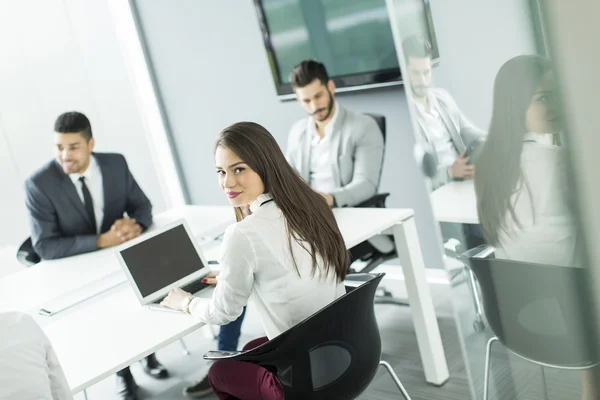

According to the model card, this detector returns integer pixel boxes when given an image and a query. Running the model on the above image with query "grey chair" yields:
[462,246,598,400]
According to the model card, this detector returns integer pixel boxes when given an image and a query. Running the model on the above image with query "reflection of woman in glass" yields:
[475,55,574,266]
[475,55,596,399]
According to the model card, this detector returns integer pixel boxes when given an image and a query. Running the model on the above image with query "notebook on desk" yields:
[38,271,127,316]
[116,219,214,313]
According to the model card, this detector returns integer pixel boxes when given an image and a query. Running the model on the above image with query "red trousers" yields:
[208,337,284,400]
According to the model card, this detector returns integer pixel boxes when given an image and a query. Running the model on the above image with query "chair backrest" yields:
[364,113,387,193]
[229,273,385,399]
[467,256,598,367]
[16,237,41,267]
[364,113,386,144]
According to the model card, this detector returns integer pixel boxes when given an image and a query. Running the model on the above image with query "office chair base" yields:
[361,250,397,274]
[379,360,412,400]
[374,288,409,306]
[374,296,409,306]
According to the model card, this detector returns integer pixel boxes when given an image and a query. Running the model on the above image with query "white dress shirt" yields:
[0,312,72,400]
[308,105,339,193]
[69,155,104,234]
[189,193,346,339]
[413,93,459,170]
[495,133,577,267]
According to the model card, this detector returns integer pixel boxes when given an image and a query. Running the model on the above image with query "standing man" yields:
[403,35,486,189]
[286,59,385,208]
[24,111,168,400]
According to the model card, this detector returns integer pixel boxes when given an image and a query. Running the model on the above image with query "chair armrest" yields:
[355,193,390,208]
[203,350,243,360]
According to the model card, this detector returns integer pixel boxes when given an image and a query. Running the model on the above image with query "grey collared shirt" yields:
[413,93,459,169]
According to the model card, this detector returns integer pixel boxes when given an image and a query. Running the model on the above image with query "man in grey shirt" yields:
[403,35,486,189]
[286,60,385,207]
[286,60,394,256]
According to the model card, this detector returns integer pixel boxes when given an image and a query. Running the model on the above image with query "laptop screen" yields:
[119,224,206,297]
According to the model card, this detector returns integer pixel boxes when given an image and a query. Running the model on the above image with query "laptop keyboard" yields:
[183,279,210,295]
[153,279,210,304]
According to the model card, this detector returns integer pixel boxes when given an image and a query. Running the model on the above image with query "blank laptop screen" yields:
[120,224,205,297]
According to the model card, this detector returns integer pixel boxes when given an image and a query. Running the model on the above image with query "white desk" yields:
[0,205,449,392]
[430,180,479,224]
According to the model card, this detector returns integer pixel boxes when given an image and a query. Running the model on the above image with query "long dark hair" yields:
[215,122,349,281]
[475,55,551,245]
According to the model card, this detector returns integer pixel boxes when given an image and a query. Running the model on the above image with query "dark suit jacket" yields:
[25,152,153,260]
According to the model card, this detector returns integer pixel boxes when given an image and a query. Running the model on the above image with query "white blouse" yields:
[189,194,346,339]
[496,133,577,267]
[0,312,72,400]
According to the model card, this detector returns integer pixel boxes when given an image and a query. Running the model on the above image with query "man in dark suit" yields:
[25,111,168,400]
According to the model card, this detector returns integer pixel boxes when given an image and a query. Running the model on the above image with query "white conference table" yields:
[0,205,449,393]
[430,180,479,224]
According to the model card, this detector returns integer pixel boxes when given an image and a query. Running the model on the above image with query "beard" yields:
[411,84,429,99]
[312,90,335,122]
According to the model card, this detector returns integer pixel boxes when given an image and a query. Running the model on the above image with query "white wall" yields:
[133,0,537,269]
[0,0,166,252]
[430,0,537,127]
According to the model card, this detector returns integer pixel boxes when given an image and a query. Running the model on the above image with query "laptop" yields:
[116,219,214,313]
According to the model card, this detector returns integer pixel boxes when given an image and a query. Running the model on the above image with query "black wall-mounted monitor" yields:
[253,0,440,100]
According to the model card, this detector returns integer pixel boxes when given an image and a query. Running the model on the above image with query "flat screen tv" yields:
[253,0,439,99]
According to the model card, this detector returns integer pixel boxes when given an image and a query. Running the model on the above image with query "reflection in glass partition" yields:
[387,0,598,398]
[475,56,571,265]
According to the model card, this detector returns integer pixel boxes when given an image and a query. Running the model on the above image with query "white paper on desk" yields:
[39,272,127,316]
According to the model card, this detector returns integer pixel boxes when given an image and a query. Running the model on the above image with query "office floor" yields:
[64,260,583,400]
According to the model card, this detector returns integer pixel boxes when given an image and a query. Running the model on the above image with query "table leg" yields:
[392,217,449,385]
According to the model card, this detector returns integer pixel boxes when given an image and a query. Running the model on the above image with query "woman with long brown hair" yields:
[475,55,574,265]
[161,122,349,399]
[475,55,596,400]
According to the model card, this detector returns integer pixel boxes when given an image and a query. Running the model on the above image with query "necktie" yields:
[79,176,97,232]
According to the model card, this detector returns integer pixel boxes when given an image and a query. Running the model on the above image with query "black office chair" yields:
[204,273,412,400]
[16,237,41,267]
[350,114,396,274]
[462,246,598,400]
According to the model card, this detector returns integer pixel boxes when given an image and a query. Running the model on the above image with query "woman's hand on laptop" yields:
[160,288,192,311]
[202,272,219,285]
[160,272,220,310]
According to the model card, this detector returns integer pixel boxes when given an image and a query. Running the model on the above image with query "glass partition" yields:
[387,0,599,398]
